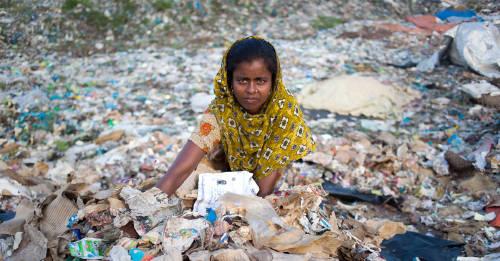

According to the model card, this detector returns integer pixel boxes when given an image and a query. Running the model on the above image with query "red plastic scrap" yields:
[485,200,500,227]
[405,15,458,34]
[374,23,432,35]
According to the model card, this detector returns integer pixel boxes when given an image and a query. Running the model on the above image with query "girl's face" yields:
[231,58,272,114]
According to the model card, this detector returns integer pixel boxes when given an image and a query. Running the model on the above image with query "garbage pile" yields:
[1,0,500,260]
[0,0,415,58]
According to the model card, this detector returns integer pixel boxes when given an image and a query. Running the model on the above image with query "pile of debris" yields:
[1,0,499,260]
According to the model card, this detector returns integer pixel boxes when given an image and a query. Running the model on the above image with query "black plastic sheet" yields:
[381,231,465,261]
[322,181,403,210]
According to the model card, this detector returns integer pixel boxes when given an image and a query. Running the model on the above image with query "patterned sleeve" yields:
[189,112,221,153]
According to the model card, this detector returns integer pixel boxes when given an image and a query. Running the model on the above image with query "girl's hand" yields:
[156,141,205,196]
[257,168,282,197]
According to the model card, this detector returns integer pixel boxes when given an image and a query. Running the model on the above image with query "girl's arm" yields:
[256,168,283,197]
[156,140,205,196]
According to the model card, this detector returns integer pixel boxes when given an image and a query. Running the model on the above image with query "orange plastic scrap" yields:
[485,200,500,227]
[406,15,458,34]
[374,23,432,35]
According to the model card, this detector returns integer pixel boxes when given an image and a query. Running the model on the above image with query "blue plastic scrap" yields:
[435,9,483,23]
[205,208,216,225]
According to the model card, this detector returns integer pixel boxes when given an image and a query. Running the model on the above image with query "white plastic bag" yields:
[220,192,286,248]
[193,171,259,215]
[450,22,500,78]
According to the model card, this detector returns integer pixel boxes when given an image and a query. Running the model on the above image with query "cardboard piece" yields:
[302,152,333,167]
[459,173,496,196]
[120,186,181,232]
[187,249,251,261]
[9,224,48,261]
[265,229,343,258]
[0,143,21,154]
[14,199,34,221]
[241,245,313,261]
[32,161,49,177]
[209,249,250,261]
[39,189,79,240]
[266,184,326,230]
[364,219,407,245]
[108,197,126,215]
[376,132,397,145]
[94,130,125,144]
[228,226,252,246]
[1,168,37,186]
[83,203,109,215]
[0,218,25,235]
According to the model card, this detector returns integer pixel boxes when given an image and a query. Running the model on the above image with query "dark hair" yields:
[226,37,278,90]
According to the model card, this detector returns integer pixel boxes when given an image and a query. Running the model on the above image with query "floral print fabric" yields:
[189,111,223,162]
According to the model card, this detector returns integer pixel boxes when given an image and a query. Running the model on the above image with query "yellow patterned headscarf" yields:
[209,36,316,179]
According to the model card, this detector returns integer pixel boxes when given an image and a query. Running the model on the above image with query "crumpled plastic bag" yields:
[220,192,286,248]
[450,22,500,79]
[109,245,132,261]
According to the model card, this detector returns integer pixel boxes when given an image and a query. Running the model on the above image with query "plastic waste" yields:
[0,237,14,259]
[458,81,500,100]
[109,245,132,261]
[417,35,453,72]
[68,238,105,259]
[470,136,495,171]
[450,22,500,79]
[417,51,440,72]
[193,171,259,216]
[485,200,500,227]
[1,1,500,259]
[360,119,395,132]
[220,192,287,248]
[322,181,403,210]
[129,248,153,261]
[432,152,450,175]
[381,231,465,261]
[12,89,50,112]
[190,92,215,113]
[435,9,482,23]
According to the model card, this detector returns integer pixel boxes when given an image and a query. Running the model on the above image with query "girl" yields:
[157,36,315,197]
